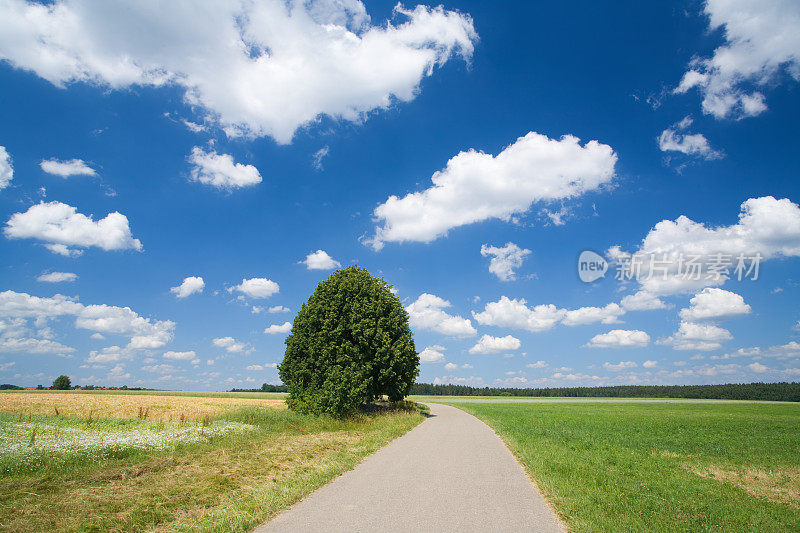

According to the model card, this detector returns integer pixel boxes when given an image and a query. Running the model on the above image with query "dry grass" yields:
[691,464,800,508]
[0,407,424,532]
[0,392,284,422]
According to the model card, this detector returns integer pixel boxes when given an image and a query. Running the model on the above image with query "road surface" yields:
[255,402,565,532]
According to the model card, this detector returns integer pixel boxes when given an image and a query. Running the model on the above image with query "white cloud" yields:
[246,363,277,371]
[679,288,751,321]
[472,296,565,332]
[45,243,83,257]
[658,321,732,351]
[0,336,74,355]
[480,242,531,281]
[468,334,521,354]
[4,201,142,255]
[86,345,132,364]
[603,360,638,371]
[302,250,341,270]
[39,158,96,177]
[268,306,290,314]
[76,304,175,349]
[419,345,446,363]
[674,0,800,119]
[229,278,279,299]
[562,303,625,326]
[611,196,800,295]
[585,329,650,349]
[312,146,329,170]
[0,290,174,352]
[658,117,722,160]
[162,350,196,361]
[0,146,12,190]
[0,1,476,144]
[748,361,769,373]
[212,336,248,353]
[526,361,548,369]
[406,293,476,337]
[170,276,205,298]
[188,147,261,189]
[37,271,77,283]
[643,360,658,368]
[444,362,458,370]
[368,132,617,249]
[620,291,669,311]
[264,322,292,335]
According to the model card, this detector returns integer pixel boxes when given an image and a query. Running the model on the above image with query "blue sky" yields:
[1,0,799,390]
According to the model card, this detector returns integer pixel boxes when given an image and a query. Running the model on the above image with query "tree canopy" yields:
[279,266,418,416]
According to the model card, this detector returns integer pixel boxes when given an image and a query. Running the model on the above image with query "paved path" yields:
[255,403,565,533]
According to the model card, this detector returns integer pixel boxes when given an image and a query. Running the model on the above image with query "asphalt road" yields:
[254,403,566,533]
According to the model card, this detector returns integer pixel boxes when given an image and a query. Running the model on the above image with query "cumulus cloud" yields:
[658,116,722,160]
[0,290,174,355]
[679,288,751,321]
[162,350,196,361]
[37,271,77,283]
[610,196,800,295]
[406,293,477,337]
[0,146,12,190]
[0,1,476,144]
[246,363,278,371]
[603,360,638,371]
[674,0,800,119]
[472,296,565,332]
[302,250,341,270]
[188,147,261,189]
[585,329,650,348]
[473,297,628,332]
[562,303,625,326]
[4,201,142,255]
[419,344,446,363]
[229,278,279,299]
[444,362,458,370]
[658,321,732,351]
[264,322,292,334]
[643,360,658,368]
[40,158,96,177]
[170,276,205,298]
[468,334,521,354]
[620,290,669,311]
[212,336,248,353]
[268,306,290,314]
[480,242,531,281]
[368,132,617,249]
[748,361,769,373]
[0,336,74,356]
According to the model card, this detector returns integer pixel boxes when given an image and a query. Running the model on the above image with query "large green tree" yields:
[279,266,418,416]
[52,375,71,390]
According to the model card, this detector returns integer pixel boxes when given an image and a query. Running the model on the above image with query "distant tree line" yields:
[409,382,800,402]
[230,383,288,393]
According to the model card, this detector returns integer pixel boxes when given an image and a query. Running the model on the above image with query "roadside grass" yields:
[0,394,424,532]
[445,400,800,532]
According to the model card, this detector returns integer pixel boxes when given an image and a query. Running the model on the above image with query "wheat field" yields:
[0,392,285,421]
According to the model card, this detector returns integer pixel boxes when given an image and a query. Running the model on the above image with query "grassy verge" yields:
[444,400,800,532]
[0,401,424,532]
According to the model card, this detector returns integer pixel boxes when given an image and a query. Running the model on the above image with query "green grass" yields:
[441,400,800,532]
[0,401,424,532]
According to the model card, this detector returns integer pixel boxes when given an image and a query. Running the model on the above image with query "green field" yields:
[442,399,800,532]
[0,392,424,532]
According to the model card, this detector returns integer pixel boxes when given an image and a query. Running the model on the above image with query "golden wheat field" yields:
[0,392,285,421]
